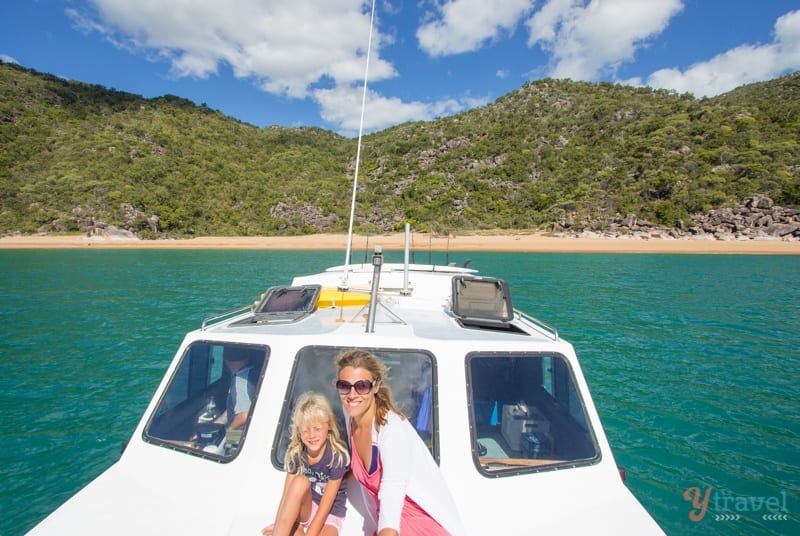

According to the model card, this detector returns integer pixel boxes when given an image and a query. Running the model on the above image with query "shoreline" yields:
[1,232,799,254]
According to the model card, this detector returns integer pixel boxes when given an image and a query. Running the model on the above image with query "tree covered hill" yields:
[1,61,798,238]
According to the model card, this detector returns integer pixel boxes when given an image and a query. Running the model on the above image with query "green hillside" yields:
[1,61,798,238]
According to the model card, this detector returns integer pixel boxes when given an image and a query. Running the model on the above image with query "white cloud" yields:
[314,84,477,136]
[645,9,800,96]
[79,0,396,99]
[1,54,19,64]
[526,0,684,80]
[523,2,800,97]
[417,0,533,56]
[72,0,421,132]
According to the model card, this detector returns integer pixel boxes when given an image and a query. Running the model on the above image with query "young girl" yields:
[263,392,350,536]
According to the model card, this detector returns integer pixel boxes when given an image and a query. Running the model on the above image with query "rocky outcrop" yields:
[692,195,800,239]
[269,201,340,231]
[553,195,800,241]
[85,221,138,240]
[73,195,798,241]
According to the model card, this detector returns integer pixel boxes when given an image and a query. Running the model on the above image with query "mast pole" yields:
[341,0,377,289]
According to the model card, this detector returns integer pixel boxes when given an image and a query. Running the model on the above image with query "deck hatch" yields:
[451,275,513,327]
[254,284,321,323]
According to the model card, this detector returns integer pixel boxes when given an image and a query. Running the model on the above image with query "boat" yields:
[27,229,664,534]
[26,1,664,533]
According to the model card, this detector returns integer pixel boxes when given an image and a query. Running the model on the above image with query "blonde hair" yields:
[335,349,406,427]
[284,392,350,475]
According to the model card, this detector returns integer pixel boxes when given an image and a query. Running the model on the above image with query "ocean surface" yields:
[1,248,798,535]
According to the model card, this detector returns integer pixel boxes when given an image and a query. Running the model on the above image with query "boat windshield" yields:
[272,346,437,468]
[467,352,599,476]
[143,342,269,460]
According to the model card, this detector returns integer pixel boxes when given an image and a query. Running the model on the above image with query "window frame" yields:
[465,350,601,478]
[270,345,440,471]
[142,340,269,462]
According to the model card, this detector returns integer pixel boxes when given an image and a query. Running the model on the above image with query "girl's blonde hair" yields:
[335,349,405,427]
[284,392,350,475]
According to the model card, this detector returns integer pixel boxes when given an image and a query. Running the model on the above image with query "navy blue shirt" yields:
[292,441,349,518]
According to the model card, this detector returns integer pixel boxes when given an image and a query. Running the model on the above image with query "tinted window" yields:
[467,352,598,476]
[272,347,437,469]
[144,342,268,461]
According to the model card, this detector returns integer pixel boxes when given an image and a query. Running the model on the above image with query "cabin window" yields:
[143,342,268,461]
[271,346,438,469]
[467,352,599,476]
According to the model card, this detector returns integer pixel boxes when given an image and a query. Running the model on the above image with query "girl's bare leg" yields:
[271,474,312,536]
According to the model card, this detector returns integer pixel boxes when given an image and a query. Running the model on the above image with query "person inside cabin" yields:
[335,349,466,536]
[219,347,258,430]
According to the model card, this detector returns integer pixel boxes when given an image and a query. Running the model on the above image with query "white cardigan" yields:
[346,411,467,535]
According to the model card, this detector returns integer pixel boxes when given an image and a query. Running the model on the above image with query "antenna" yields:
[341,0,377,289]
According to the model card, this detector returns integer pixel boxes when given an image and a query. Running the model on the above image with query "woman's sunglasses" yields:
[335,379,375,395]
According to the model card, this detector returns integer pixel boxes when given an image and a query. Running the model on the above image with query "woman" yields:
[335,349,466,536]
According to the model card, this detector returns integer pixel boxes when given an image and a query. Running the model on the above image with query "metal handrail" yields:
[201,304,253,330]
[515,309,559,341]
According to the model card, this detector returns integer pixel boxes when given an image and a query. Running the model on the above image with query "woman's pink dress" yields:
[350,437,448,535]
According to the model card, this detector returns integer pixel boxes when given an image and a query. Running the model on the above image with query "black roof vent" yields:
[253,284,321,323]
[451,275,514,328]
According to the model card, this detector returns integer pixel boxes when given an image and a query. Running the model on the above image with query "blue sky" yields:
[2,1,799,136]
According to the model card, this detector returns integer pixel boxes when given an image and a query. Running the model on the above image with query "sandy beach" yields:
[1,232,799,254]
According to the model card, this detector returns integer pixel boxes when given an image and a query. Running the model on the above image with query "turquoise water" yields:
[1,249,798,535]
